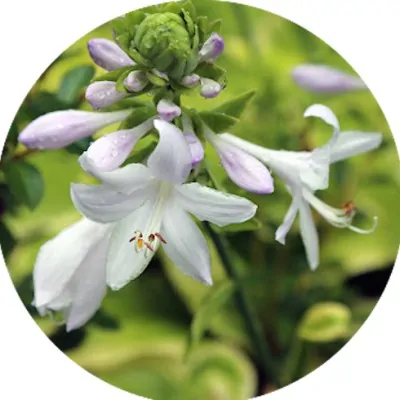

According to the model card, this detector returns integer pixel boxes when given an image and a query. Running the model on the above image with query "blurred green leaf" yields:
[199,111,239,133]
[187,280,235,356]
[57,65,95,105]
[297,302,352,343]
[91,309,120,331]
[215,90,256,118]
[22,91,67,120]
[4,161,44,210]
[65,137,93,155]
[0,222,16,259]
[215,217,262,233]
[123,140,157,166]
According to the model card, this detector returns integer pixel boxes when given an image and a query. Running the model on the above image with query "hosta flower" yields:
[198,33,225,63]
[88,38,134,71]
[200,78,223,99]
[18,109,131,149]
[218,104,382,269]
[71,119,257,290]
[33,218,110,331]
[85,81,128,110]
[182,114,204,167]
[292,64,367,93]
[157,99,182,121]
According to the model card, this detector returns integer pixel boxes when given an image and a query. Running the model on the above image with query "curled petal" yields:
[124,71,148,92]
[18,109,131,149]
[304,104,340,136]
[148,120,192,184]
[292,64,367,93]
[84,118,154,171]
[199,33,225,62]
[87,38,134,71]
[85,81,127,110]
[200,78,222,99]
[330,131,383,163]
[157,99,181,121]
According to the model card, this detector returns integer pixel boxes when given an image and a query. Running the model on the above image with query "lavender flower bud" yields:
[181,74,201,88]
[124,71,148,92]
[85,81,127,110]
[184,133,204,167]
[200,78,222,99]
[157,99,181,121]
[87,38,134,71]
[199,33,225,62]
[18,110,131,149]
[292,64,367,93]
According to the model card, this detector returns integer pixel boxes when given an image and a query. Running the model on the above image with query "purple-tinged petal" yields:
[157,99,181,121]
[199,33,225,62]
[184,133,204,167]
[292,64,367,93]
[209,132,274,194]
[181,74,200,88]
[85,81,127,110]
[200,78,222,99]
[87,38,134,71]
[84,118,155,171]
[124,71,148,92]
[18,109,131,149]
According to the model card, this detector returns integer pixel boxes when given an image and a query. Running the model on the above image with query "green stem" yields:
[203,221,278,385]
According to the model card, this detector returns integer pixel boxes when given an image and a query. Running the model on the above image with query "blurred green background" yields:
[1,0,399,399]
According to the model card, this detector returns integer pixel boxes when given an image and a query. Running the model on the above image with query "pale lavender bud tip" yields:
[184,133,204,167]
[157,99,181,121]
[85,81,127,110]
[124,71,148,92]
[87,38,134,71]
[18,109,130,149]
[200,78,222,99]
[181,74,201,88]
[199,33,225,62]
[292,64,367,93]
[215,139,274,194]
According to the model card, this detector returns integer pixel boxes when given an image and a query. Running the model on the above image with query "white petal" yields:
[330,131,383,163]
[106,200,156,290]
[65,234,110,331]
[161,200,212,285]
[84,118,154,171]
[275,200,299,245]
[147,120,192,184]
[298,199,319,270]
[304,104,340,134]
[78,155,154,193]
[175,183,257,227]
[33,219,109,309]
[70,182,156,223]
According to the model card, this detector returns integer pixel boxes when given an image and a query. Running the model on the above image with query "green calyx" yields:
[132,12,198,80]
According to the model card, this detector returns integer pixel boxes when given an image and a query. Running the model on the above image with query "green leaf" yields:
[0,222,16,259]
[297,302,352,343]
[114,32,131,53]
[98,97,151,112]
[119,106,157,130]
[57,65,95,105]
[209,19,222,34]
[123,140,157,166]
[93,65,141,83]
[7,120,20,146]
[111,17,128,37]
[146,71,168,87]
[195,63,227,83]
[3,161,44,210]
[22,91,67,120]
[186,280,236,357]
[91,309,120,331]
[214,90,256,118]
[199,111,239,133]
[65,137,93,155]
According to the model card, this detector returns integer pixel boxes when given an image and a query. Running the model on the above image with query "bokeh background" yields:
[1,0,399,398]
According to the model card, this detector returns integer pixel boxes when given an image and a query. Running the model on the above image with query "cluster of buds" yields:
[85,1,226,116]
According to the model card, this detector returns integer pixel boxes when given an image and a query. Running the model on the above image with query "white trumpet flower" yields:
[219,104,382,269]
[70,119,257,290]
